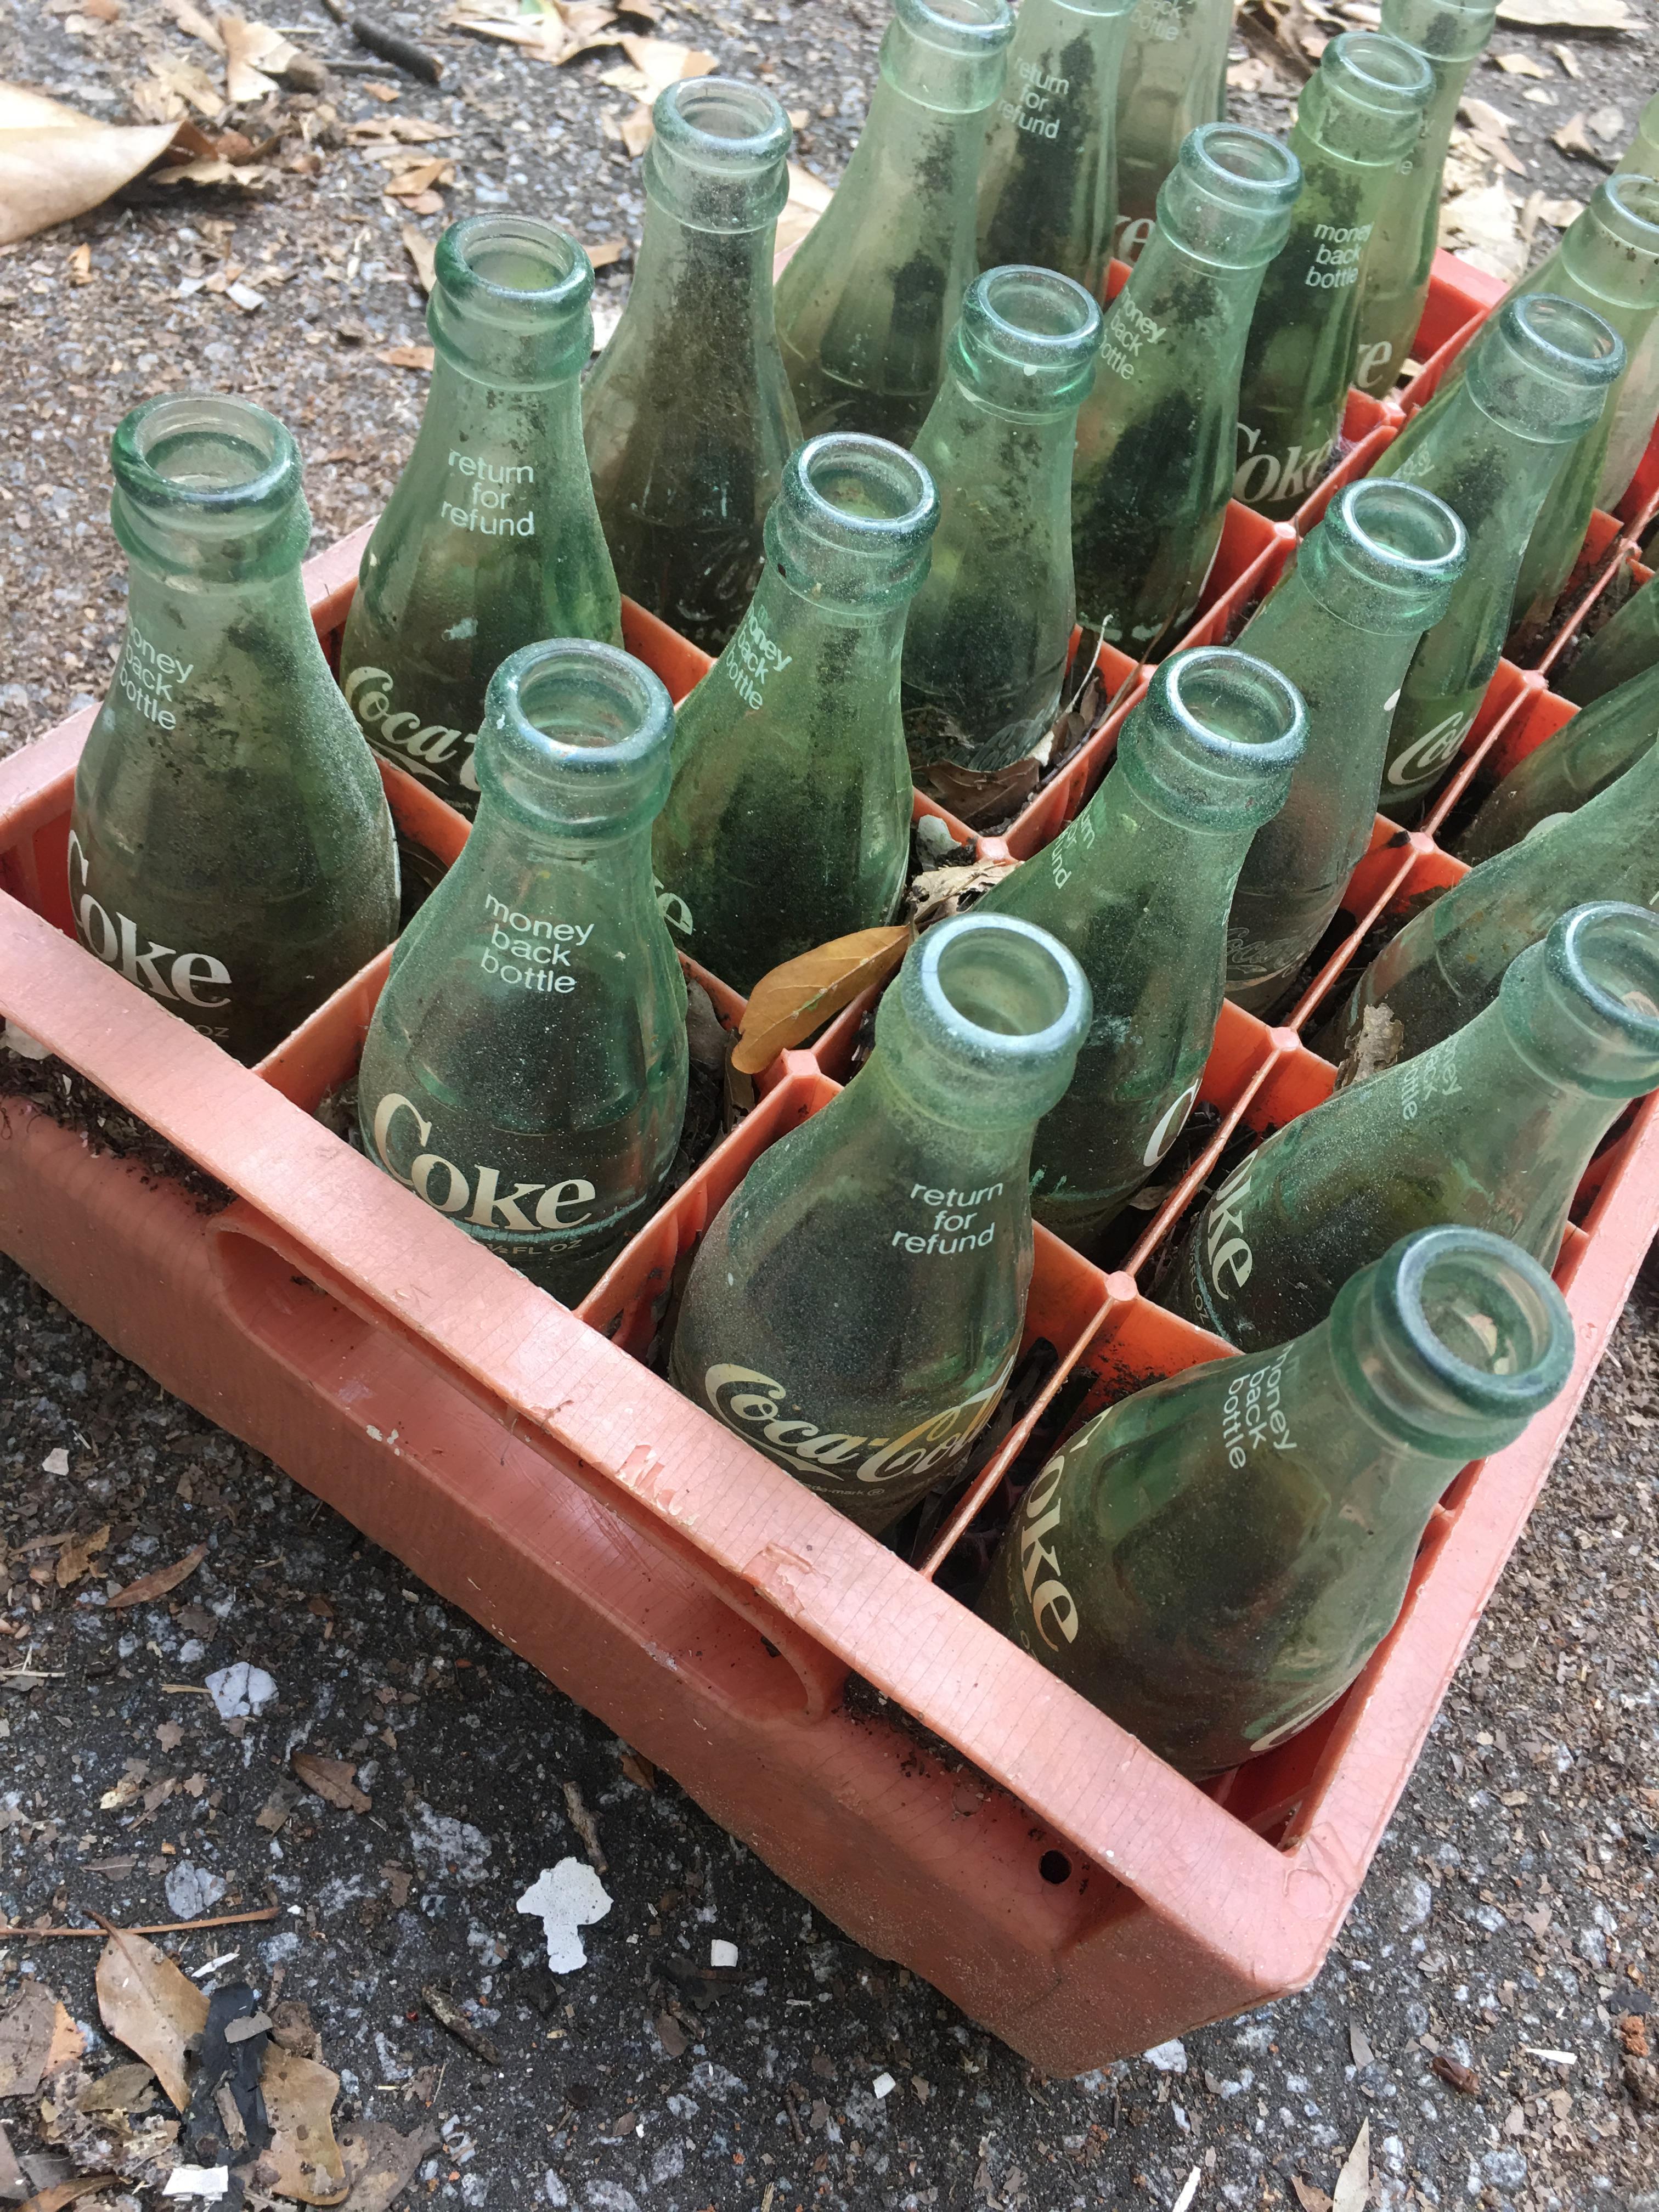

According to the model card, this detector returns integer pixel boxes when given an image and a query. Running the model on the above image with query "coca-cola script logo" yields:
[343,666,479,794]
[702,1359,1013,1489]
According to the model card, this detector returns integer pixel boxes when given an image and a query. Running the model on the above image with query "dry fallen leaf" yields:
[1494,46,1550,69]
[1330,2119,1370,2212]
[617,31,714,94]
[399,221,437,291]
[54,1522,110,1587]
[291,1751,373,1813]
[376,342,436,369]
[1438,179,1526,280]
[619,104,653,156]
[733,924,911,1074]
[219,13,300,103]
[1291,2181,1333,2212]
[157,0,224,48]
[1552,109,1606,160]
[334,2119,441,2212]
[17,2179,122,2211]
[921,754,1042,828]
[0,83,180,246]
[75,2061,157,2114]
[67,240,91,281]
[1334,1001,1404,1090]
[906,856,1020,932]
[586,234,624,267]
[0,1983,78,2100]
[253,2047,348,2205]
[104,1542,207,1611]
[94,1929,209,2114]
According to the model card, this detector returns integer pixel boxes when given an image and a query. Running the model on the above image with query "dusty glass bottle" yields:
[1225,479,1467,1014]
[1506,175,1659,639]
[1111,0,1232,257]
[1328,736,1659,1061]
[1599,92,1659,507]
[976,0,1136,295]
[1461,659,1659,860]
[1560,569,1659,708]
[1070,124,1302,659]
[1352,0,1497,396]
[357,640,688,1304]
[974,648,1305,1244]
[774,0,1014,445]
[901,265,1101,778]
[1171,901,1659,1353]
[667,913,1090,1534]
[1233,33,1434,523]
[653,434,938,994]
[1368,294,1624,812]
[70,394,398,1067]
[981,1223,1571,1775]
[582,78,799,657]
[340,216,621,820]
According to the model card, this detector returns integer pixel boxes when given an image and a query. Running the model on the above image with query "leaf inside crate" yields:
[731,926,910,1074]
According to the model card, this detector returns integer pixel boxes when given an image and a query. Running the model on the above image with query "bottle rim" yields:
[1590,167,1659,253]
[1373,1225,1573,1424]
[1181,123,1304,215]
[1544,900,1659,1054]
[436,213,593,318]
[909,913,1091,1073]
[894,0,1014,54]
[1161,646,1308,774]
[1331,479,1468,588]
[1319,29,1435,114]
[969,264,1102,363]
[791,433,940,548]
[1498,291,1626,394]
[111,392,298,518]
[653,74,792,168]
[482,639,674,820]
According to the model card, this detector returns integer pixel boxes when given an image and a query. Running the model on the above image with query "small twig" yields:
[0,1906,280,1940]
[421,1984,500,2066]
[317,0,444,82]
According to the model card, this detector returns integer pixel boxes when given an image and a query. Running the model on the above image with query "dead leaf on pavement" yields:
[157,0,224,48]
[0,1982,80,2100]
[1553,109,1607,160]
[732,925,911,1074]
[619,105,653,155]
[617,32,714,95]
[291,1752,372,1813]
[1330,2119,1370,2212]
[335,2118,441,2212]
[619,1751,655,1790]
[1431,2049,1481,2094]
[253,2049,347,2205]
[74,2061,156,2114]
[1438,179,1525,280]
[104,1543,207,1611]
[376,343,435,370]
[220,14,300,103]
[399,222,436,291]
[1291,2180,1333,2212]
[95,1929,208,2113]
[17,2179,122,2211]
[1494,47,1550,69]
[0,83,181,246]
[55,1525,110,1588]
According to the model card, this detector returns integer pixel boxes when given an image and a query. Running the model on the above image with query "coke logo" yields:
[702,1358,1013,1488]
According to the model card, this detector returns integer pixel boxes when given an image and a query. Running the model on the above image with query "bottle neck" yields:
[404,352,589,497]
[1053,751,1262,914]
[452,783,659,879]
[626,180,778,329]
[879,12,1010,115]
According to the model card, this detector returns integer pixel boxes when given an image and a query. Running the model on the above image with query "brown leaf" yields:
[220,13,300,103]
[105,1543,207,1611]
[1330,2120,1370,2212]
[586,235,624,268]
[619,1752,656,1790]
[1334,1002,1403,1090]
[562,1779,606,1871]
[335,2118,441,2212]
[157,0,224,48]
[617,31,714,94]
[254,2047,347,2204]
[920,755,1041,829]
[75,2061,156,2114]
[1551,110,1604,161]
[376,343,435,370]
[619,104,653,156]
[0,1983,70,2099]
[399,220,436,292]
[0,85,180,247]
[1291,2181,1333,2212]
[291,1751,372,1814]
[906,857,1019,932]
[94,1929,208,2113]
[380,1864,413,1909]
[1431,2050,1480,2094]
[19,2179,122,2211]
[54,1523,110,1588]
[732,925,911,1074]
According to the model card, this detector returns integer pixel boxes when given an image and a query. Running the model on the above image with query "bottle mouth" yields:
[437,213,592,320]
[654,74,792,168]
[891,913,1090,1119]
[1164,647,1307,761]
[1313,481,1467,623]
[1379,1227,1573,1427]
[1474,292,1626,427]
[1121,647,1306,826]
[1503,900,1659,1097]
[1182,123,1304,215]
[1550,901,1659,1045]
[1594,168,1659,257]
[956,266,1101,409]
[482,639,674,827]
[894,0,1014,55]
[113,393,298,515]
[1320,29,1434,115]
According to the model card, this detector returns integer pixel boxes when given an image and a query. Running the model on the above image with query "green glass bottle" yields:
[1172,900,1659,1353]
[1460,660,1659,860]
[1225,479,1466,1014]
[340,216,622,820]
[69,394,398,1067]
[1070,125,1303,659]
[973,648,1305,1245]
[976,0,1136,295]
[357,640,688,1304]
[667,912,1090,1534]
[582,78,800,657]
[1233,32,1434,523]
[1368,294,1624,812]
[1327,736,1659,1061]
[901,265,1101,779]
[981,1223,1571,1776]
[653,433,938,995]
[1559,569,1659,708]
[1111,0,1232,256]
[1599,92,1659,508]
[1506,175,1659,639]
[774,0,1013,445]
[1351,0,1497,397]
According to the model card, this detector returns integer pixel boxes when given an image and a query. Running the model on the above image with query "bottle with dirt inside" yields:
[972,647,1305,1245]
[979,1223,1571,1775]
[69,394,398,1066]
[976,0,1137,296]
[1069,123,1302,665]
[582,78,800,657]
[901,264,1101,783]
[667,912,1090,1535]
[773,0,1013,446]
[340,216,621,825]
[356,640,688,1305]
[1170,901,1659,1353]
[1224,478,1466,1014]
[1460,658,1659,860]
[1367,293,1623,813]
[652,433,938,995]
[1111,0,1232,259]
[1233,32,1434,523]
[1558,568,1659,709]
[1598,92,1659,509]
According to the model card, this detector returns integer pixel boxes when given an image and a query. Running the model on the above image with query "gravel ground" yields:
[3,1,1659,2209]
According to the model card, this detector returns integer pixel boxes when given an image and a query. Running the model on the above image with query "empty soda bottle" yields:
[357,640,689,1304]
[1172,900,1659,1352]
[1352,0,1497,396]
[1328,736,1659,1061]
[1600,91,1659,507]
[70,394,398,1066]
[1559,567,1659,707]
[981,1223,1571,1775]
[653,434,938,994]
[902,265,1101,779]
[1461,660,1659,860]
[974,648,1305,1244]
[1506,175,1659,640]
[1233,32,1434,523]
[582,78,799,656]
[1112,0,1232,257]
[667,912,1090,1534]
[340,216,621,820]
[774,0,1013,445]
[1070,124,1302,659]
[1226,479,1466,1014]
[1369,294,1623,812]
[977,0,1136,295]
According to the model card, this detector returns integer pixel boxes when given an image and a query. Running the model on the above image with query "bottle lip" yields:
[953,264,1102,408]
[788,432,940,551]
[1381,0,1499,65]
[1502,899,1659,1094]
[1367,1225,1574,1427]
[900,912,1091,1088]
[111,392,300,518]
[435,213,593,326]
[1475,292,1626,421]
[652,74,792,171]
[479,639,673,828]
[1180,122,1304,217]
[1588,168,1659,257]
[1317,29,1435,115]
[1319,479,1469,604]
[893,0,1014,55]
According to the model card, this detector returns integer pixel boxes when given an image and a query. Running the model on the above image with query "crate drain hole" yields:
[1039,1849,1072,1886]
